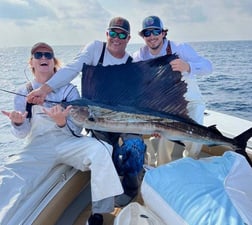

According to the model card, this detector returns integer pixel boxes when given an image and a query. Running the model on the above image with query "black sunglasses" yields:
[142,29,162,37]
[108,30,128,40]
[33,52,54,60]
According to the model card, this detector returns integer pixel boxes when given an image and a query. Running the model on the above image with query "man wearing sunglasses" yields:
[27,17,132,104]
[133,16,213,164]
[26,17,145,225]
[1,42,126,225]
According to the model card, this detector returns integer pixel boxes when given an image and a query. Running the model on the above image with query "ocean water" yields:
[0,40,251,164]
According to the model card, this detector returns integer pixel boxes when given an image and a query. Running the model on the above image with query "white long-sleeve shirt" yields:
[12,80,82,141]
[133,39,212,77]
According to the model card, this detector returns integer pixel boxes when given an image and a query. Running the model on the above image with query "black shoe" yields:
[86,213,103,225]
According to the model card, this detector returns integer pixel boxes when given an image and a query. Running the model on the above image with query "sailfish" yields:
[61,54,252,166]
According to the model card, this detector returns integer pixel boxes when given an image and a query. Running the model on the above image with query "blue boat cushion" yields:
[141,151,252,225]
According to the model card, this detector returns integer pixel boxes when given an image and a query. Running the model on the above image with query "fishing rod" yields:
[0,88,60,104]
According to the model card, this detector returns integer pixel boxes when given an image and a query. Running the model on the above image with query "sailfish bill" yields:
[62,54,252,166]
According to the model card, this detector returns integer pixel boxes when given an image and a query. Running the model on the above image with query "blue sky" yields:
[0,0,251,47]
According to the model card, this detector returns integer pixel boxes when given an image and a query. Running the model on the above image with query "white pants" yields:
[148,100,206,165]
[0,110,123,224]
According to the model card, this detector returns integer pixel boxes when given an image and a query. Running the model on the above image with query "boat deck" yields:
[30,141,252,225]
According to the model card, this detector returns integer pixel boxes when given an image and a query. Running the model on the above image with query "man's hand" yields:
[43,105,72,127]
[2,110,28,126]
[26,84,52,105]
[170,59,190,73]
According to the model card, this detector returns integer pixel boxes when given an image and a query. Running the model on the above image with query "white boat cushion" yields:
[141,151,252,225]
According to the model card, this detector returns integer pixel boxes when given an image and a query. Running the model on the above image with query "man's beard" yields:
[149,41,163,50]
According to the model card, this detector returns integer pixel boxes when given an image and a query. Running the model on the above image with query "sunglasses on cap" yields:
[142,29,162,37]
[33,52,54,60]
[108,30,128,40]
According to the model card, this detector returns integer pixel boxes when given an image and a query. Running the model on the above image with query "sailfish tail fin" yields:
[234,127,252,166]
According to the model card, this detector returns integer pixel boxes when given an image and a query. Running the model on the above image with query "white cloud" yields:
[0,0,112,47]
[0,0,251,47]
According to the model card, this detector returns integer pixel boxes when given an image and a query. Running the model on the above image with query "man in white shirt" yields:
[133,16,213,163]
[26,18,145,225]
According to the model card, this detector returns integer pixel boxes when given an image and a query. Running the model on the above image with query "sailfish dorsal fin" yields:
[81,54,191,121]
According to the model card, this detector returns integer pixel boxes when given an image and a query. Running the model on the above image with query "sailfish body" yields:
[65,99,251,153]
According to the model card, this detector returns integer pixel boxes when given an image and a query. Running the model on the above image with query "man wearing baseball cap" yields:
[133,16,213,163]
[108,17,130,34]
[139,15,168,37]
[27,17,146,225]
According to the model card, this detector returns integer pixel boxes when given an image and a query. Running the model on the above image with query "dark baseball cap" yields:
[108,17,130,33]
[140,16,168,34]
[31,42,54,55]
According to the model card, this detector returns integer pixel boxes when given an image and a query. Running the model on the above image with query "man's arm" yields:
[27,41,100,104]
[26,83,52,104]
